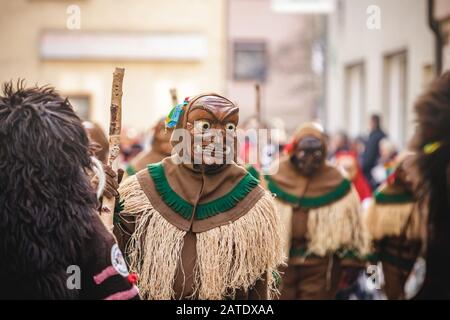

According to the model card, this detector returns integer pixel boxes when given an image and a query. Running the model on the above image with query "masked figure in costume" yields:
[365,153,422,299]
[83,121,109,164]
[0,83,139,299]
[125,118,173,177]
[82,121,122,203]
[115,94,284,300]
[410,72,450,299]
[265,122,369,300]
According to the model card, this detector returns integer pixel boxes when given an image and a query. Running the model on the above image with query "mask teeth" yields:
[205,146,228,165]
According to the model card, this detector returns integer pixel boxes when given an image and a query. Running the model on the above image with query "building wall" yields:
[435,0,450,71]
[435,0,450,20]
[0,0,226,131]
[326,0,434,147]
[226,0,326,133]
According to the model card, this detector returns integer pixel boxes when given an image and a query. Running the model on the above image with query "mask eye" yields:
[314,150,323,158]
[225,123,236,131]
[194,120,211,132]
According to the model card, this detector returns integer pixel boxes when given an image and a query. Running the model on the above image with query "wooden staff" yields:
[255,83,261,123]
[100,67,125,233]
[254,83,263,166]
[170,88,178,107]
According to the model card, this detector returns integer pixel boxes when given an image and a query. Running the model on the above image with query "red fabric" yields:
[387,171,397,186]
[240,140,253,164]
[352,173,373,201]
[335,151,372,201]
[127,273,138,285]
[283,141,294,155]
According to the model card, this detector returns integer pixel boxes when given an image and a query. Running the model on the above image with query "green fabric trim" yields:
[266,176,351,208]
[167,106,176,119]
[366,252,380,264]
[375,191,414,204]
[300,179,351,208]
[366,250,415,270]
[126,165,136,177]
[246,164,260,180]
[195,173,259,220]
[147,163,259,221]
[266,175,299,205]
[272,271,282,288]
[290,245,367,261]
[113,199,125,224]
[148,163,194,220]
[290,246,309,258]
[380,252,416,271]
[114,199,125,214]
[336,249,366,261]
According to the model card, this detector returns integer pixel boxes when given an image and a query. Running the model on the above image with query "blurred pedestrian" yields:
[329,131,350,159]
[362,114,387,189]
[124,118,173,177]
[266,122,369,300]
[83,121,109,164]
[371,138,398,187]
[352,135,367,165]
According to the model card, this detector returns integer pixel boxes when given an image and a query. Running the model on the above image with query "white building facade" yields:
[326,0,435,148]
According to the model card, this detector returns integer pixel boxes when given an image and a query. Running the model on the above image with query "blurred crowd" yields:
[82,97,435,301]
[109,111,398,202]
[2,71,448,300]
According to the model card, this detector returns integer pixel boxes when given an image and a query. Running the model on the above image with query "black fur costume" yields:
[0,82,139,299]
[411,72,450,299]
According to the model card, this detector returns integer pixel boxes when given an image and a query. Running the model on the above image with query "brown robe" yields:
[125,148,169,176]
[280,207,343,300]
[365,183,422,299]
[124,138,171,178]
[124,118,172,177]
[115,155,283,300]
[266,156,368,300]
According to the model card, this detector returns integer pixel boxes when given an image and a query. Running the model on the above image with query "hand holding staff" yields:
[100,67,125,233]
[255,83,261,123]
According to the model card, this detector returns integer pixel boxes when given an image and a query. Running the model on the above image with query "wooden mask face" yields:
[185,95,239,173]
[290,135,325,177]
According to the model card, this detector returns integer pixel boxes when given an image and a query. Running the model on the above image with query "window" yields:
[233,42,267,81]
[383,51,407,148]
[344,62,366,138]
[67,95,91,121]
